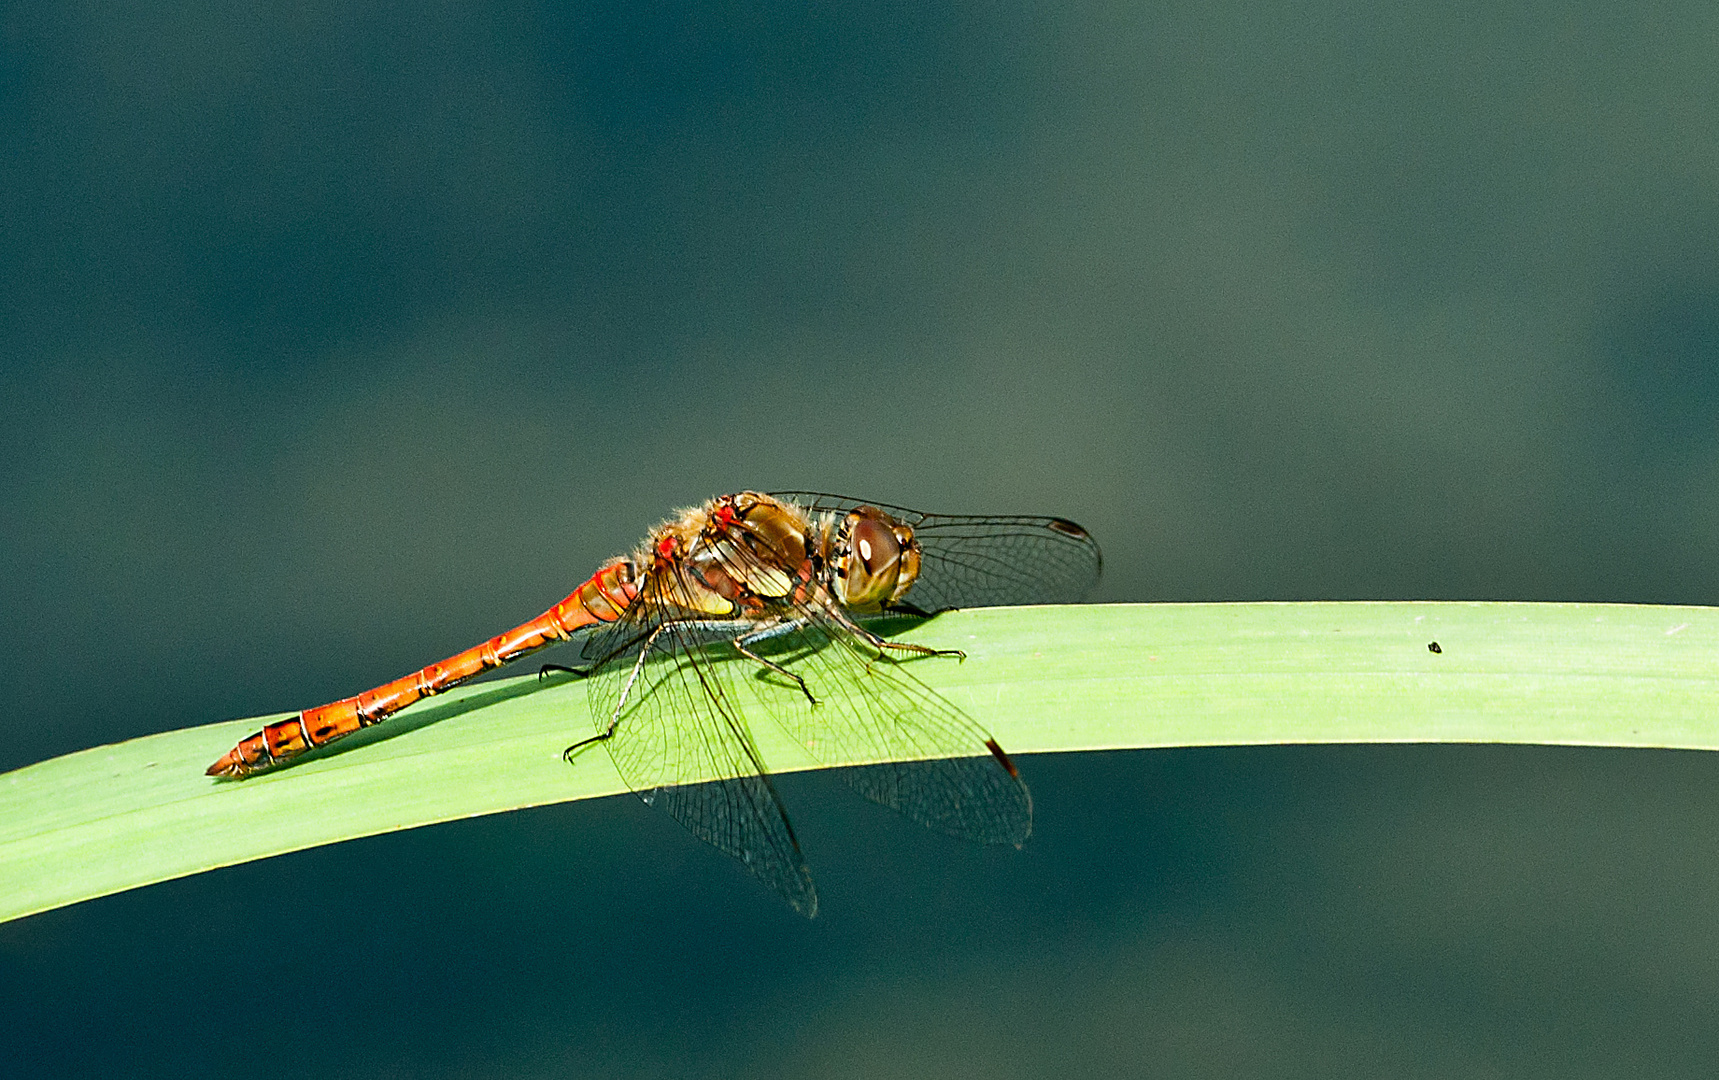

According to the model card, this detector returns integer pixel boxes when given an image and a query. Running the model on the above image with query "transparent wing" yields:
[769,491,1102,611]
[571,496,1052,915]
[581,563,818,916]
[737,594,1032,846]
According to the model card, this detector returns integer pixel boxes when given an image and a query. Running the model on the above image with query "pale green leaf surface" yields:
[5,601,1719,925]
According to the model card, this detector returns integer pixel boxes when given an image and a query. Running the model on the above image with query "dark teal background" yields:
[6,2,1719,1075]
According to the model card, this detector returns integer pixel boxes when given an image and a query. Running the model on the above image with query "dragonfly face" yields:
[823,506,921,613]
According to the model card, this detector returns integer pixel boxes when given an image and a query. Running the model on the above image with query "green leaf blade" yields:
[5,601,1719,925]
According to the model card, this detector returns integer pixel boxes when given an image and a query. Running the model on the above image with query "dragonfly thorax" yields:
[694,493,813,603]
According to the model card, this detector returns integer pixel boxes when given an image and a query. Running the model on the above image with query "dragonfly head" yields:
[830,507,921,612]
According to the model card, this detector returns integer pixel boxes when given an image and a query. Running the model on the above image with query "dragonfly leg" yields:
[563,623,670,761]
[562,729,610,760]
[731,636,817,705]
[875,636,964,662]
[537,662,590,681]
[834,605,966,663]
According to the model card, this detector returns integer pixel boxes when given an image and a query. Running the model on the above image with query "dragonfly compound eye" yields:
[841,515,903,609]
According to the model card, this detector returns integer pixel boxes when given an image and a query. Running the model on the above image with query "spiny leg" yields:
[834,606,965,663]
[731,635,818,705]
[563,624,670,761]
[875,637,965,662]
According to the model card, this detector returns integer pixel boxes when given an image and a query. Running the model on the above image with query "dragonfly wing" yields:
[583,573,818,916]
[768,491,1102,610]
[741,603,1032,846]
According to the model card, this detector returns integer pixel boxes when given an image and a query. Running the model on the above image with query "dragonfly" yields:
[208,491,1101,915]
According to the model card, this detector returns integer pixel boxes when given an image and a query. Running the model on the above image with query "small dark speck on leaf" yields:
[1427,642,1442,654]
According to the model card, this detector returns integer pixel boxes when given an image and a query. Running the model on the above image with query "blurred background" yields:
[5,0,1719,1075]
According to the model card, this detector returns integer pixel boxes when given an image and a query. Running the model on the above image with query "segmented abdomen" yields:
[206,561,636,777]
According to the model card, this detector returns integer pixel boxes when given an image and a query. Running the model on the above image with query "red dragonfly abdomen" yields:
[205,560,637,778]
